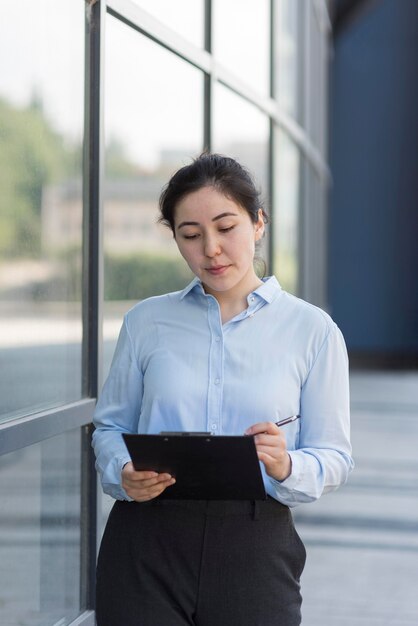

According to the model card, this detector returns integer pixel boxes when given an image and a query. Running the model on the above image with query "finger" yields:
[125,476,174,495]
[122,472,175,497]
[133,477,176,502]
[257,451,292,482]
[122,464,158,480]
[124,470,159,482]
[257,450,277,464]
[254,432,281,444]
[253,433,283,445]
[257,446,284,461]
[136,470,160,480]
[244,421,270,435]
[142,478,175,497]
[141,475,175,491]
[129,478,175,501]
[152,477,176,493]
[129,471,173,484]
[245,421,279,436]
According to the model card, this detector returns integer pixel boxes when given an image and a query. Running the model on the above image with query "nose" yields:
[204,234,221,258]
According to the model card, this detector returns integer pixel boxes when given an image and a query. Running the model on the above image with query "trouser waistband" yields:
[133,495,288,520]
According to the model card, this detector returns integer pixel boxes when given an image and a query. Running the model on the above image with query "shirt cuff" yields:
[102,455,133,501]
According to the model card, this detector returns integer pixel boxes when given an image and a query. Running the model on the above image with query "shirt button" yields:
[214,378,220,385]
[250,296,255,302]
[215,336,221,342]
[211,423,218,430]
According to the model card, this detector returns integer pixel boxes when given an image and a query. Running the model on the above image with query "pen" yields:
[245,414,301,436]
[275,415,301,428]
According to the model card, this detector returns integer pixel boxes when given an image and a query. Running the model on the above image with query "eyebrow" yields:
[177,212,238,229]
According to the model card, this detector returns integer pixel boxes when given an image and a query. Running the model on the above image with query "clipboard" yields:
[122,433,267,500]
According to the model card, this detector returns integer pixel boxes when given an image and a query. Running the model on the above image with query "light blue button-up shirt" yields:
[92,276,353,507]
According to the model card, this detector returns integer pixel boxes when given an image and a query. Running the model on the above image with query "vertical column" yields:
[81,0,106,611]
[203,0,212,151]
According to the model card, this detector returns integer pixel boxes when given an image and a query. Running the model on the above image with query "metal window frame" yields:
[267,0,275,274]
[203,0,212,151]
[68,611,96,626]
[0,1,104,623]
[0,0,105,450]
[106,0,330,184]
[0,399,96,456]
[80,0,106,613]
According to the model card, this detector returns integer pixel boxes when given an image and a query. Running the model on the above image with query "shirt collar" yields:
[179,276,204,300]
[179,275,282,302]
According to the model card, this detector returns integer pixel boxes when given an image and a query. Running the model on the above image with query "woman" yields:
[93,153,353,626]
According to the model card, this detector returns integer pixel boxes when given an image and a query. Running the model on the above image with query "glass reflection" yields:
[129,0,204,48]
[212,83,270,267]
[0,1,84,422]
[103,16,203,379]
[213,0,270,96]
[307,4,323,149]
[213,83,269,197]
[0,429,82,626]
[275,0,304,121]
[273,129,300,294]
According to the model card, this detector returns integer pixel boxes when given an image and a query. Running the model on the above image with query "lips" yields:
[206,265,230,276]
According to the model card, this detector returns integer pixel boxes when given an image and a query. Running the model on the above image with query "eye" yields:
[219,225,234,233]
[183,233,199,240]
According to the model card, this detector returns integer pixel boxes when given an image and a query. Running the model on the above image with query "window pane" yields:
[103,16,203,379]
[213,83,270,197]
[0,1,84,423]
[273,129,300,294]
[0,429,82,625]
[213,0,270,96]
[212,83,270,271]
[302,164,327,307]
[129,0,205,48]
[307,4,323,148]
[275,0,304,122]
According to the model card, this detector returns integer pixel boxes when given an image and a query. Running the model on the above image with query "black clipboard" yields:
[122,433,267,500]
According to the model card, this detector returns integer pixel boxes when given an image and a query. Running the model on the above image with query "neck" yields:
[204,276,263,323]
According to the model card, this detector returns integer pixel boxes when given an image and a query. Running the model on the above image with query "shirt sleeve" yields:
[268,322,354,507]
[92,316,143,500]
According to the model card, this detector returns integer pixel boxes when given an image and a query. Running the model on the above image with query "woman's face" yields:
[173,186,265,301]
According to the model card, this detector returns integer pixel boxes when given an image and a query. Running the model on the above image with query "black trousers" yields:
[96,497,306,626]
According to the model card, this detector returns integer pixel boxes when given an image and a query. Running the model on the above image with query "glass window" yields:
[212,82,270,271]
[275,0,304,122]
[0,1,84,423]
[0,429,82,625]
[307,4,322,148]
[304,165,327,307]
[129,0,205,48]
[213,0,270,96]
[213,83,270,198]
[273,129,300,294]
[319,31,328,158]
[103,16,203,380]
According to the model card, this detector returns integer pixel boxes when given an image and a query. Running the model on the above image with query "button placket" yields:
[206,298,224,435]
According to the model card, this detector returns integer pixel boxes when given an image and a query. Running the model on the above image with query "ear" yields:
[254,208,265,241]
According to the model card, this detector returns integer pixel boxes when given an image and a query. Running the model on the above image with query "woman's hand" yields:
[245,422,292,482]
[121,462,176,502]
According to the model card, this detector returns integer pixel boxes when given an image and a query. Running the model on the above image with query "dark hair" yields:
[158,153,269,233]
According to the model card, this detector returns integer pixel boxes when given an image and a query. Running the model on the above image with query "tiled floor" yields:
[295,371,418,625]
